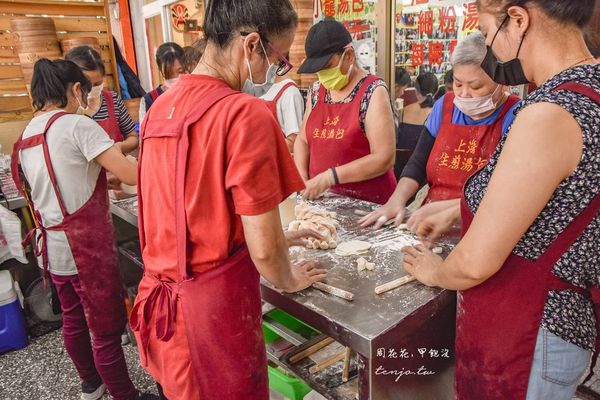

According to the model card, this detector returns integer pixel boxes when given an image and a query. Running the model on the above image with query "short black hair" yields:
[478,0,597,28]
[395,67,411,88]
[65,45,105,76]
[31,58,91,112]
[204,0,297,50]
[155,42,185,79]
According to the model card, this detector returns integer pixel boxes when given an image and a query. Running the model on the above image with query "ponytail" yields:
[414,72,439,109]
[420,93,434,108]
[31,58,91,112]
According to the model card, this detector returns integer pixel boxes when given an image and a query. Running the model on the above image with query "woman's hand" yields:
[416,206,461,247]
[406,200,457,232]
[359,200,406,229]
[401,244,442,287]
[284,261,328,293]
[107,173,122,191]
[285,229,325,247]
[301,171,334,200]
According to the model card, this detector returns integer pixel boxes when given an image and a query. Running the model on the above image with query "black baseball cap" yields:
[298,19,352,74]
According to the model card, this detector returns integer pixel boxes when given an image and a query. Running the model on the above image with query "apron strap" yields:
[175,88,237,280]
[103,90,117,122]
[441,92,454,126]
[271,81,297,104]
[554,82,600,104]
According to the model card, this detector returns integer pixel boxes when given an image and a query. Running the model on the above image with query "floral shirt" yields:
[465,64,600,351]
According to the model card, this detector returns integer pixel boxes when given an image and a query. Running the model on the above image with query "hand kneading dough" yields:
[288,203,338,250]
[336,240,372,256]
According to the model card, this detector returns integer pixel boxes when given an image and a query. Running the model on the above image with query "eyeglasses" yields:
[266,42,293,76]
[240,31,293,76]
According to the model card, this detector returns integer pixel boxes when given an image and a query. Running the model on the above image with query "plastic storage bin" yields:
[263,309,317,400]
[0,270,28,353]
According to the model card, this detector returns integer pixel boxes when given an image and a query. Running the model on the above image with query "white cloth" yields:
[260,79,304,137]
[0,205,27,264]
[139,96,147,125]
[19,111,114,275]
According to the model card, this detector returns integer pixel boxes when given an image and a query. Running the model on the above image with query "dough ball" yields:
[432,247,443,254]
[288,220,301,231]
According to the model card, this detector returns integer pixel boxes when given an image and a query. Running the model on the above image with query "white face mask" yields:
[88,84,104,100]
[242,40,276,97]
[453,85,501,117]
[163,77,179,90]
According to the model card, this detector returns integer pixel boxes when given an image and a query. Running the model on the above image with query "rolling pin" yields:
[342,347,352,382]
[313,282,355,301]
[289,337,335,364]
[309,350,346,374]
[375,275,416,295]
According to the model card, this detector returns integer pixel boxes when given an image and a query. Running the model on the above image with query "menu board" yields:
[314,0,379,74]
[395,0,478,79]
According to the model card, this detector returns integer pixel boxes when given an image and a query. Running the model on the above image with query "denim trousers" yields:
[526,327,592,399]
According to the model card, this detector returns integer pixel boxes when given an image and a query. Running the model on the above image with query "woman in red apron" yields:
[294,20,397,205]
[130,1,326,399]
[361,32,520,229]
[13,59,151,400]
[402,1,600,398]
[139,42,185,123]
[66,46,139,154]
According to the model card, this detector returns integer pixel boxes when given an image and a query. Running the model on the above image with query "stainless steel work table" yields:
[110,194,456,400]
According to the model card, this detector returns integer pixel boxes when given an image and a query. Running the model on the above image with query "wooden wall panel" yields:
[0,0,117,152]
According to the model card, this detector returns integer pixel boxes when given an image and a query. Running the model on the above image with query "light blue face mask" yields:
[242,40,277,97]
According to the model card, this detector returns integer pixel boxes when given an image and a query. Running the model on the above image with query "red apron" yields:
[305,75,397,204]
[455,82,600,399]
[425,93,519,203]
[11,112,126,336]
[130,88,269,400]
[264,81,297,118]
[96,90,123,143]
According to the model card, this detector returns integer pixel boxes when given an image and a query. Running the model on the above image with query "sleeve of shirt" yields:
[501,101,521,137]
[400,127,436,185]
[424,96,446,138]
[225,98,305,216]
[309,82,320,110]
[139,97,147,124]
[72,116,115,162]
[113,92,136,138]
[278,87,304,137]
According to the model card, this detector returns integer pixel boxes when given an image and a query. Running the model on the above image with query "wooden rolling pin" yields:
[375,275,416,295]
[342,347,352,382]
[313,282,354,301]
[309,350,346,374]
[289,337,335,364]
